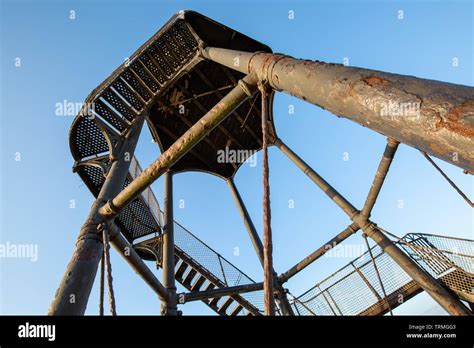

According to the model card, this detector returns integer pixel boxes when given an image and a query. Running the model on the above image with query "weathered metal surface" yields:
[61,10,473,317]
[203,47,474,172]
[293,233,473,316]
[49,116,146,315]
[360,138,399,219]
[260,84,276,316]
[274,138,358,218]
[99,74,258,220]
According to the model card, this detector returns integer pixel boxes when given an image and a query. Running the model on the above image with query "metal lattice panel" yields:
[292,233,474,315]
[140,53,168,85]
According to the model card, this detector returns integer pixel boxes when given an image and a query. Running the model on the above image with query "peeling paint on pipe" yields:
[202,47,474,172]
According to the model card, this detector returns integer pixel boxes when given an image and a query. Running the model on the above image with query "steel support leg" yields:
[161,171,178,315]
[274,138,471,316]
[226,178,294,315]
[49,116,146,315]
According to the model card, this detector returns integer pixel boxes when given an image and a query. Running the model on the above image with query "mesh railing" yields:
[129,156,162,228]
[173,220,266,314]
[400,233,474,300]
[292,233,474,315]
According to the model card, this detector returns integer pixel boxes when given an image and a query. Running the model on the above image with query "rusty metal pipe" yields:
[360,138,400,218]
[360,223,472,316]
[279,223,359,283]
[202,47,474,172]
[48,116,145,315]
[99,74,258,220]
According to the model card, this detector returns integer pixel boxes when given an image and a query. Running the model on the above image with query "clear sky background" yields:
[0,0,472,315]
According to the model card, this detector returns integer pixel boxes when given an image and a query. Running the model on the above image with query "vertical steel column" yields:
[226,179,294,315]
[161,171,178,315]
[275,138,471,316]
[49,116,145,315]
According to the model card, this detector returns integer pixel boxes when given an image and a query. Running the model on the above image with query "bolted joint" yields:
[249,52,288,90]
[351,212,373,232]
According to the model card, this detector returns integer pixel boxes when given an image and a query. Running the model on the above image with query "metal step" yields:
[175,261,189,282]
[230,304,244,316]
[209,295,221,308]
[191,275,207,292]
[217,297,234,315]
[183,269,198,288]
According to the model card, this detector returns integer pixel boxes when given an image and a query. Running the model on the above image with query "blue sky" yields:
[0,0,472,315]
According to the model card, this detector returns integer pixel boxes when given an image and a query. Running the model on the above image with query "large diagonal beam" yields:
[274,138,471,316]
[99,74,258,220]
[202,47,474,172]
[227,179,264,264]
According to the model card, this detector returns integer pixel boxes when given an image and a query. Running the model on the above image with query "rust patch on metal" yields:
[441,99,474,138]
[428,142,450,159]
[362,76,389,87]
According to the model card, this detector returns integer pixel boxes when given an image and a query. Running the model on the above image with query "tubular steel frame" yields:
[50,12,474,316]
